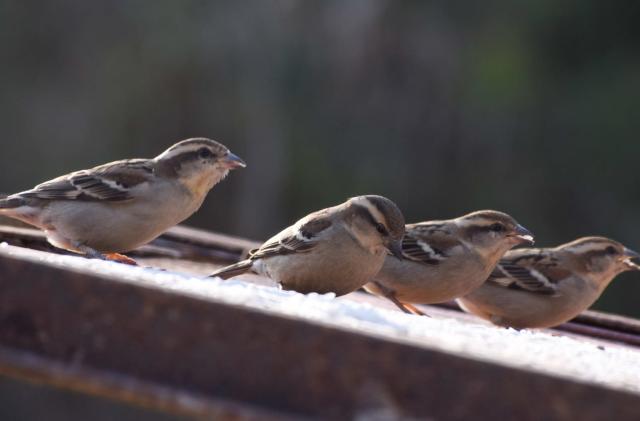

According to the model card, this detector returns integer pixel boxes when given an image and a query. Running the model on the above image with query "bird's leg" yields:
[371,281,429,316]
[489,315,524,331]
[74,243,106,260]
[73,242,138,266]
[389,295,417,314]
[103,253,138,266]
[401,302,429,317]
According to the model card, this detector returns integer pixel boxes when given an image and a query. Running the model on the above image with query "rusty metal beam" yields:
[0,246,639,420]
[3,223,640,346]
[432,301,640,348]
[0,224,259,264]
[0,346,291,421]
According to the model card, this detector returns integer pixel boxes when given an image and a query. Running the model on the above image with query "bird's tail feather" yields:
[209,259,254,279]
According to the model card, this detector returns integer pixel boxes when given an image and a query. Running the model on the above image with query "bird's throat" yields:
[181,170,227,199]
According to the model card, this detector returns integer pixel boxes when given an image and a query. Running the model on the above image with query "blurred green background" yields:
[1,1,639,316]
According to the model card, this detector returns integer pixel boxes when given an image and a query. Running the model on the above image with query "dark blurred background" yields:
[1,0,639,316]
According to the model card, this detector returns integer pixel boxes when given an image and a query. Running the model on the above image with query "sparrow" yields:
[209,195,406,296]
[457,236,640,329]
[364,210,534,315]
[0,137,245,263]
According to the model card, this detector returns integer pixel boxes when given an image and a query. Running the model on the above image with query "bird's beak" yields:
[221,152,246,169]
[509,224,535,245]
[622,248,640,270]
[387,240,404,260]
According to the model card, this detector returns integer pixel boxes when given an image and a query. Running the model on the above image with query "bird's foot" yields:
[401,302,430,317]
[103,253,138,266]
[370,281,430,317]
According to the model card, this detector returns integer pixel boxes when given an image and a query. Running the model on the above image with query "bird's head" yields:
[558,236,640,285]
[455,210,534,262]
[155,138,245,196]
[346,195,405,258]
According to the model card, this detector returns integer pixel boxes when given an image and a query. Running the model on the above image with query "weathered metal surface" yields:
[0,374,186,421]
[0,345,294,421]
[3,222,640,347]
[0,224,259,264]
[432,301,640,348]
[4,222,640,350]
[0,247,639,420]
[573,310,640,335]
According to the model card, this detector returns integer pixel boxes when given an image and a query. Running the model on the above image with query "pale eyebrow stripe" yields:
[351,197,385,224]
[565,242,610,254]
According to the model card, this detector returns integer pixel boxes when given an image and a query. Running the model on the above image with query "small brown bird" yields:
[364,210,534,315]
[0,138,245,263]
[209,195,405,296]
[457,236,640,329]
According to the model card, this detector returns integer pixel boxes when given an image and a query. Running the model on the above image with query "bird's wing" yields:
[18,159,154,202]
[249,211,333,260]
[400,222,462,265]
[487,249,568,295]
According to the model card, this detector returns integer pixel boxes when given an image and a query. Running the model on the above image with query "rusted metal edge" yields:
[553,322,640,347]
[0,248,639,420]
[0,224,259,264]
[3,223,640,348]
[0,346,297,421]
[572,310,640,335]
[432,301,640,348]
[160,225,260,253]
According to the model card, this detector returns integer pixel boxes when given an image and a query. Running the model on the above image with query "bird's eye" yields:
[375,223,388,236]
[605,246,617,255]
[198,148,214,159]
[489,223,505,232]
